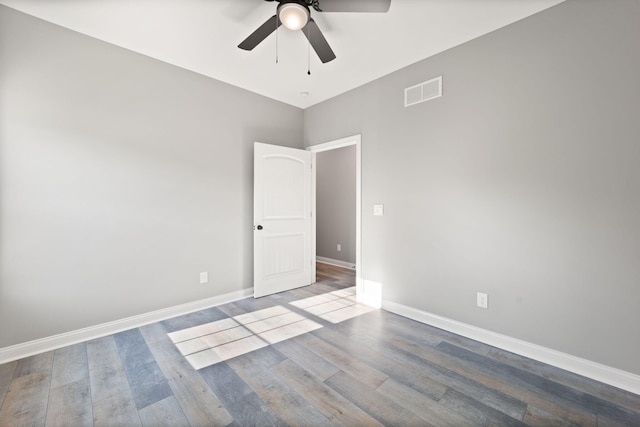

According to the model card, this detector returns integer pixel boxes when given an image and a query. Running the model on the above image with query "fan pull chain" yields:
[307,24,311,75]
[275,17,279,64]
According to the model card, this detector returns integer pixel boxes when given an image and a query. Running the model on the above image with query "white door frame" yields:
[308,134,362,296]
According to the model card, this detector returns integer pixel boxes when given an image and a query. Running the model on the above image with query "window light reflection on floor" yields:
[167,286,375,370]
[289,286,376,323]
[168,305,322,369]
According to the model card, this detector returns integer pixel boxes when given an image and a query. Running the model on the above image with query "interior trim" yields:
[0,288,253,364]
[382,299,640,395]
[316,256,356,269]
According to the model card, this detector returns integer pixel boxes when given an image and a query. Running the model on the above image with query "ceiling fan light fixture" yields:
[278,2,310,31]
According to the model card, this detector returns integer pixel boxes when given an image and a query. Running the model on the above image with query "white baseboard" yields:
[316,256,356,269]
[382,299,640,396]
[0,288,253,364]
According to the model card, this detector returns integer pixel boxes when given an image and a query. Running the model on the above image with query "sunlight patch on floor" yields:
[168,286,375,369]
[168,306,322,370]
[289,287,376,323]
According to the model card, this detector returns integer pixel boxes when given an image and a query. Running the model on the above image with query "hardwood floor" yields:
[1,262,639,426]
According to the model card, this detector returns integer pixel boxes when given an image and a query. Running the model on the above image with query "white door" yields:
[254,142,312,298]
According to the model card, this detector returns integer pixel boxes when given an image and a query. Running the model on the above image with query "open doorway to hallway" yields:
[308,134,362,296]
[315,145,357,271]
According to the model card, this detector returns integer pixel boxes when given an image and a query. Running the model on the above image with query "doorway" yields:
[308,135,362,299]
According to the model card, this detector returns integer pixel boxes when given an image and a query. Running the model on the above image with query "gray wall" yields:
[304,0,640,375]
[316,146,356,264]
[0,6,303,348]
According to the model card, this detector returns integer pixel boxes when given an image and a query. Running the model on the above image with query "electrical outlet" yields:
[477,292,488,309]
[337,244,341,251]
[200,272,209,284]
[373,204,384,216]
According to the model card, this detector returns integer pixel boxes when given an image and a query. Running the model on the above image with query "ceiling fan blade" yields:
[302,18,336,63]
[238,15,281,51]
[316,0,391,13]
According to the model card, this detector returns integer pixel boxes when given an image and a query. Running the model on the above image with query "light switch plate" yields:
[373,204,384,216]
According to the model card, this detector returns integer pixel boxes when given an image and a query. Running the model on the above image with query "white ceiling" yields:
[0,0,564,109]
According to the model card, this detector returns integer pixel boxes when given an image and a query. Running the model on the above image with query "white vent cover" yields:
[404,76,442,107]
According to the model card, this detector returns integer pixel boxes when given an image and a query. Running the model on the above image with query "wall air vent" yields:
[404,76,442,107]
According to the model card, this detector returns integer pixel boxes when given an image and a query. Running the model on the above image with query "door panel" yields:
[263,156,306,219]
[254,142,311,298]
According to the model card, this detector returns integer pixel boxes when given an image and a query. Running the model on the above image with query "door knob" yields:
[256,225,263,230]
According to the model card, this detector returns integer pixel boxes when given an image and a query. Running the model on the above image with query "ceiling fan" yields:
[238,0,391,64]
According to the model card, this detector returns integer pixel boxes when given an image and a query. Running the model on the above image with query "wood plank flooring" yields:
[1,262,639,426]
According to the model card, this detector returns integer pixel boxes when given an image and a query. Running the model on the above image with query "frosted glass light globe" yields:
[278,3,310,31]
